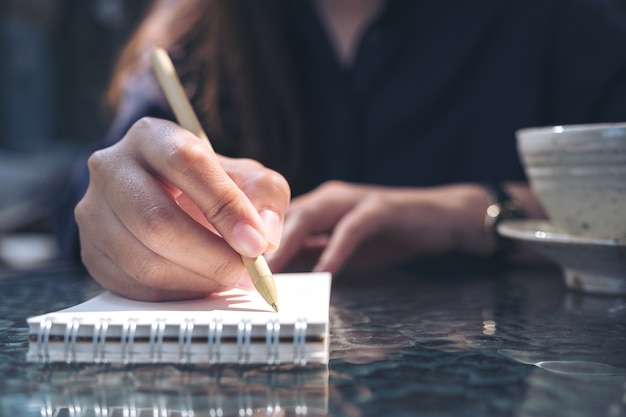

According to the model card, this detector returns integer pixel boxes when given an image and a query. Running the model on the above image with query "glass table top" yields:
[0,263,625,416]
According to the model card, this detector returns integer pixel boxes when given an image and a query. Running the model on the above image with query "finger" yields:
[80,239,211,301]
[265,208,314,272]
[176,157,290,253]
[313,197,386,275]
[259,209,283,253]
[217,156,291,252]
[76,190,246,298]
[87,148,246,282]
[129,118,268,257]
[266,189,350,272]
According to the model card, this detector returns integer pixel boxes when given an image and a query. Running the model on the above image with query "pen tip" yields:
[271,303,279,313]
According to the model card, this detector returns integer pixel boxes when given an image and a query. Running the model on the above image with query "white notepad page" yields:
[27,272,331,364]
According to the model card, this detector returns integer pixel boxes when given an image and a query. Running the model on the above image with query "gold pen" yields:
[149,47,279,312]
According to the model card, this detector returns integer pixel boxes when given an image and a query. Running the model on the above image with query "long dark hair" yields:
[107,0,312,194]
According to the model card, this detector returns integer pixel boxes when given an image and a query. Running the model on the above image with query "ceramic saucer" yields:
[497,220,626,295]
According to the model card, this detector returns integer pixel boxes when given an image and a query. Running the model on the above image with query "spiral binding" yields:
[35,316,311,364]
[178,319,194,364]
[236,320,252,364]
[63,318,80,363]
[266,319,280,365]
[207,319,223,364]
[37,318,53,363]
[93,318,110,363]
[149,319,166,363]
[293,318,308,366]
[121,319,137,364]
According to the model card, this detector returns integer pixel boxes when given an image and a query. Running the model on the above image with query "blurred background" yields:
[1,0,626,271]
[0,0,150,270]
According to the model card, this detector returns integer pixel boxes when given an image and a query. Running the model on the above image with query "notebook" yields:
[27,272,331,365]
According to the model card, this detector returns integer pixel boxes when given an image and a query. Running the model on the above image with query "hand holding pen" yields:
[74,51,289,305]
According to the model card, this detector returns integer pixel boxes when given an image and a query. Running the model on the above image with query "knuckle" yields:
[132,116,153,129]
[252,170,291,203]
[74,193,100,229]
[202,187,245,225]
[240,158,288,188]
[363,193,386,211]
[78,242,96,271]
[86,149,109,175]
[131,255,171,290]
[163,139,209,175]
[318,180,346,195]
[237,157,264,171]
[287,201,315,225]
[139,204,178,248]
[128,116,157,137]
[73,199,90,227]
[208,260,241,291]
[264,169,290,196]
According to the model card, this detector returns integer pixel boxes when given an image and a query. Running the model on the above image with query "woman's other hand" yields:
[267,181,501,275]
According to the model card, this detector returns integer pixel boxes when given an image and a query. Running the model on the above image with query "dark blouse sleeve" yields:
[53,72,174,262]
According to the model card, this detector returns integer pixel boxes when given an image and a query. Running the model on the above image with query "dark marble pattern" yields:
[0,264,625,416]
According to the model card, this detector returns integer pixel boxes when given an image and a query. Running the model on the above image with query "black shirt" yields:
[55,0,626,261]
[287,0,626,186]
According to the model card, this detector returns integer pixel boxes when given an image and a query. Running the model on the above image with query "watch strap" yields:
[482,183,525,257]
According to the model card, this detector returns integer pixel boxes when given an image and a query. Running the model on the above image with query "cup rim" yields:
[516,122,626,137]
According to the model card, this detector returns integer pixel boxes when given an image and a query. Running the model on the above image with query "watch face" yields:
[486,200,524,222]
[484,202,502,236]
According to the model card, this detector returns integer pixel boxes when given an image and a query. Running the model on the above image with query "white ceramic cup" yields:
[516,123,626,239]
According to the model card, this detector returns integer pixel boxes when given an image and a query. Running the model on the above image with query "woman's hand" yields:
[267,181,513,275]
[75,117,290,301]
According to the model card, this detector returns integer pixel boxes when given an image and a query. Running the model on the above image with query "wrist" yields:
[437,184,501,255]
[482,182,526,258]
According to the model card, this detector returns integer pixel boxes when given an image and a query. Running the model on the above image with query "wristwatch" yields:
[482,183,525,257]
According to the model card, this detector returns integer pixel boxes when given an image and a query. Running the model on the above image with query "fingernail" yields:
[232,222,266,257]
[260,209,282,247]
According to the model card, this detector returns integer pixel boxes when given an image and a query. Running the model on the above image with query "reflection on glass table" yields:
[28,364,328,417]
[0,263,625,416]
